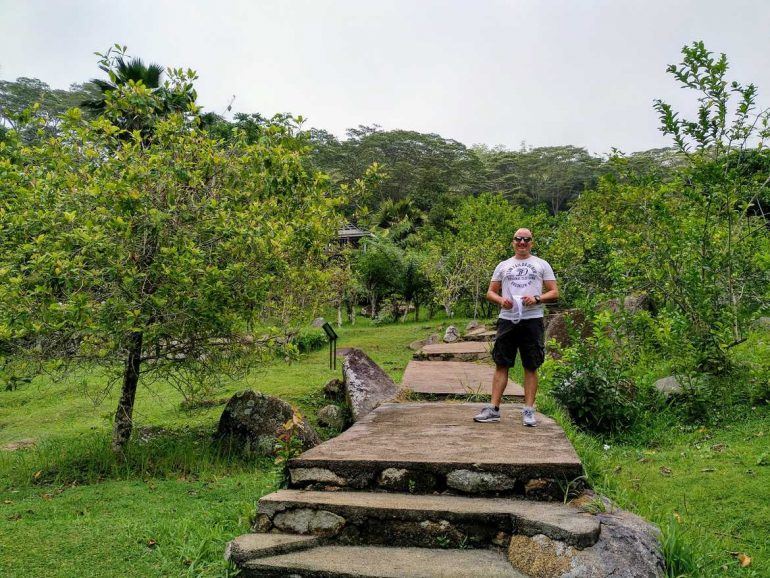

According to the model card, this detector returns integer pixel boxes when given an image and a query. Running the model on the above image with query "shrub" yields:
[291,327,327,354]
[551,334,640,434]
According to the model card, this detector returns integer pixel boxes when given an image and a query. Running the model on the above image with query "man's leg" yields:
[491,364,509,408]
[522,367,538,407]
[474,364,509,423]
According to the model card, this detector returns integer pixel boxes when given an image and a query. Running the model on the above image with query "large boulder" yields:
[342,348,398,421]
[544,309,591,354]
[311,317,326,328]
[653,376,683,398]
[216,390,320,455]
[623,293,655,315]
[317,404,347,430]
[508,504,664,577]
[323,378,344,400]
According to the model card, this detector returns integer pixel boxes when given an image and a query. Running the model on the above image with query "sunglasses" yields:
[513,237,532,243]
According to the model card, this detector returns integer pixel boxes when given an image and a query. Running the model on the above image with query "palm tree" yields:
[82,56,165,115]
[81,52,196,139]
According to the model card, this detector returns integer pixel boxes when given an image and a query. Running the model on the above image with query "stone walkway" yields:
[415,341,491,361]
[226,330,605,577]
[401,360,524,399]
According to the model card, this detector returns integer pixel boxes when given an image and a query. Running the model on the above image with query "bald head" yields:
[512,228,533,258]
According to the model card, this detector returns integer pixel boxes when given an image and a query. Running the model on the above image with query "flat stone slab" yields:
[401,361,523,399]
[242,545,525,577]
[259,490,600,547]
[416,341,491,361]
[289,403,583,494]
[463,329,497,342]
[225,533,323,564]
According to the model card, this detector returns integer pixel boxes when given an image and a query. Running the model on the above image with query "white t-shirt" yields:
[491,255,556,321]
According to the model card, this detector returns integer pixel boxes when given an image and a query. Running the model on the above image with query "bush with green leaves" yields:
[550,327,641,434]
[291,328,327,354]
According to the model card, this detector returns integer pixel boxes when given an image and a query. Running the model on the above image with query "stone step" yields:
[415,341,491,361]
[463,329,497,342]
[401,361,523,400]
[289,403,584,499]
[257,489,600,549]
[239,545,525,577]
[225,533,323,564]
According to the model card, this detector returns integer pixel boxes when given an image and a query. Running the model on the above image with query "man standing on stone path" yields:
[473,228,558,426]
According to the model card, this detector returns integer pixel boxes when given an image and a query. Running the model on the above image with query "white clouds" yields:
[1,0,768,153]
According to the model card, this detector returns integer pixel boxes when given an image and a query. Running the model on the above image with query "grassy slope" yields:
[1,316,767,577]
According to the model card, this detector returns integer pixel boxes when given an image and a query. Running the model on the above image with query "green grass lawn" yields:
[1,315,768,577]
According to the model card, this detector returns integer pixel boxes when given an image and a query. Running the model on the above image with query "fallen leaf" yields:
[659,466,672,476]
[637,457,651,464]
[33,470,42,480]
[3,500,12,505]
[736,553,751,567]
[673,512,682,523]
[701,468,715,473]
[41,493,53,500]
[147,539,157,549]
[613,465,622,474]
[711,443,725,453]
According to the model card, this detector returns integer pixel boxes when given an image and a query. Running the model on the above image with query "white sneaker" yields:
[522,406,537,427]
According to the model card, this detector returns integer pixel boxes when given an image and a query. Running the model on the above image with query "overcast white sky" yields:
[1,0,769,154]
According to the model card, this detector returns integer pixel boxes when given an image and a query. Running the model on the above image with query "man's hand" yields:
[522,296,537,306]
[500,298,513,310]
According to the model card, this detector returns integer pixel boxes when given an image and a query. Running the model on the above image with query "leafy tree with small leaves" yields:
[0,50,339,453]
[652,41,770,370]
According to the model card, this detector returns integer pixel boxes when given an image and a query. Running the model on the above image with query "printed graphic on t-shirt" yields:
[504,263,538,290]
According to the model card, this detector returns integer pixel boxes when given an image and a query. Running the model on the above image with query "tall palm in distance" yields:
[81,48,197,140]
[81,56,164,115]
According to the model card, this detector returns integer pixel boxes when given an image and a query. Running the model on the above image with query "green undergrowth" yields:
[538,337,770,577]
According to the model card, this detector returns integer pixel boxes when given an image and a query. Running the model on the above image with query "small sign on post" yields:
[321,322,338,370]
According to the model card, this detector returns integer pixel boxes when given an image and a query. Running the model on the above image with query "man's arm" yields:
[522,280,559,306]
[487,280,513,309]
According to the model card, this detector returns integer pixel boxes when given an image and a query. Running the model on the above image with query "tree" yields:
[353,237,405,318]
[652,41,770,370]
[82,45,197,137]
[0,56,339,453]
[310,127,483,221]
[0,77,101,142]
[478,145,603,214]
[400,252,432,321]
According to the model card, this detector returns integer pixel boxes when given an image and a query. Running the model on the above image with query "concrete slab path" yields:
[416,341,491,361]
[401,360,523,399]
[463,329,497,342]
[290,402,583,489]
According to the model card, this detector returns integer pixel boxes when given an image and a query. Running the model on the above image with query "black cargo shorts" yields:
[491,317,545,370]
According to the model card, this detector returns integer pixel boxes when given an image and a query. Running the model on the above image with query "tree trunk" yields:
[337,304,343,328]
[112,331,143,455]
[414,300,420,322]
[345,299,355,325]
